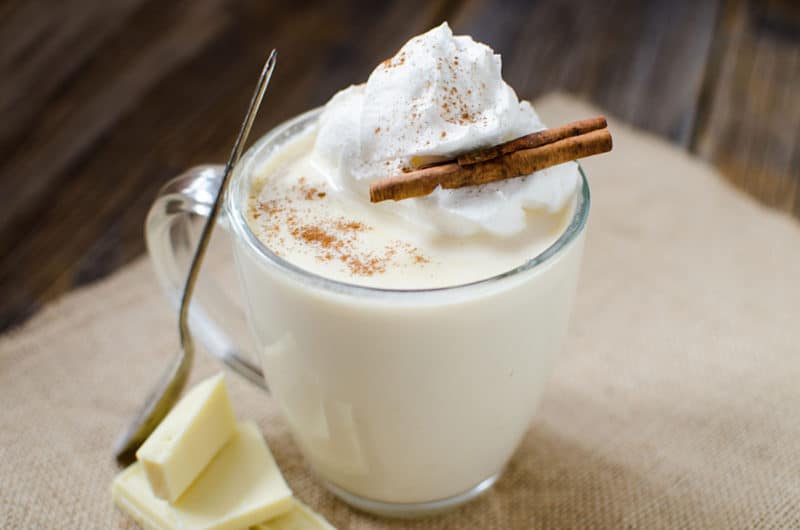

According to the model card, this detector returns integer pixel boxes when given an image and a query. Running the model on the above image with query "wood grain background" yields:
[1,0,798,331]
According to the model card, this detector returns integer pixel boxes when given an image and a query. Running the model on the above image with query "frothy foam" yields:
[312,22,580,237]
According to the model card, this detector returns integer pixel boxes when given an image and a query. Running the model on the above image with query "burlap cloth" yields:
[2,95,799,529]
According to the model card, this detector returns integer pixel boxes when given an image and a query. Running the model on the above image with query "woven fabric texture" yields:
[2,95,799,529]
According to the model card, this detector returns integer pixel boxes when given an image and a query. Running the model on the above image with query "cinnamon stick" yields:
[370,127,612,203]
[457,115,607,165]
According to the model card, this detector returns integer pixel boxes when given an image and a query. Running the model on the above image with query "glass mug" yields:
[146,108,590,518]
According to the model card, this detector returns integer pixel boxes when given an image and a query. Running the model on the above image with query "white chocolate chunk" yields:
[251,500,336,530]
[136,372,237,502]
[114,422,294,530]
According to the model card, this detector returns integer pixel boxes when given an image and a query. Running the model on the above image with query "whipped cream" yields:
[312,22,580,236]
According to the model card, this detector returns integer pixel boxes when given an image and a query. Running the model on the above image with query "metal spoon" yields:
[114,50,277,466]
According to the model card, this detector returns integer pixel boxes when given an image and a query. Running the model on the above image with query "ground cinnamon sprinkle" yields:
[381,51,406,69]
[335,220,366,232]
[248,177,430,277]
[294,225,336,248]
[349,256,386,276]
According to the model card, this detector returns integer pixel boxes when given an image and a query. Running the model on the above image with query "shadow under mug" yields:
[145,108,590,518]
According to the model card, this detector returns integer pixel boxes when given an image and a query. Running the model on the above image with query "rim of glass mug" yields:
[225,107,590,300]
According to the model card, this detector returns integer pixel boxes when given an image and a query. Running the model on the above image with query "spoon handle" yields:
[114,51,277,465]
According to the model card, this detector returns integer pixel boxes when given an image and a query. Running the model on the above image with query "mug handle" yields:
[145,165,268,391]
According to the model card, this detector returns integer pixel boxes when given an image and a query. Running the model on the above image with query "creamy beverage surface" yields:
[247,129,574,288]
[246,22,580,289]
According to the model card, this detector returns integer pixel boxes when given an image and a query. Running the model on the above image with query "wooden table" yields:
[1,0,798,332]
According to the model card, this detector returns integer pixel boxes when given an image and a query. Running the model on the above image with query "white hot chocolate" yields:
[234,22,587,508]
